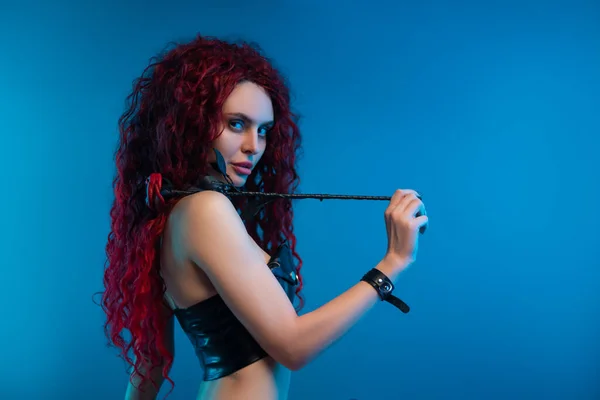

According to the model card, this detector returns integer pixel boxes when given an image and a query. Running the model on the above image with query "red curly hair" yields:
[101,34,304,395]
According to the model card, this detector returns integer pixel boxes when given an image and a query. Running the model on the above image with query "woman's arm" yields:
[172,190,411,371]
[125,305,175,400]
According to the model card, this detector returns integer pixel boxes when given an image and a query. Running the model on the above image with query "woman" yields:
[101,34,428,400]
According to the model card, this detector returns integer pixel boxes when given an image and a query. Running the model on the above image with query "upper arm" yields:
[172,191,299,368]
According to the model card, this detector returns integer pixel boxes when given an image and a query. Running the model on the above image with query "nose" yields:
[241,130,260,155]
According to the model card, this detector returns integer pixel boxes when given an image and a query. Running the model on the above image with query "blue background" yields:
[2,1,598,399]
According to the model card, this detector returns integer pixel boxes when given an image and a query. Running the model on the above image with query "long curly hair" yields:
[101,34,304,396]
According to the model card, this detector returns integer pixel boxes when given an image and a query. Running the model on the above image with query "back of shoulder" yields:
[175,190,236,220]
[169,190,250,266]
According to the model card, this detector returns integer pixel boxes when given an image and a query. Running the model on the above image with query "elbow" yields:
[261,318,310,371]
[285,357,308,372]
[276,352,307,372]
[273,341,310,372]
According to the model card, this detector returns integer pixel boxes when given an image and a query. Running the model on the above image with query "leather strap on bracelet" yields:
[361,268,410,313]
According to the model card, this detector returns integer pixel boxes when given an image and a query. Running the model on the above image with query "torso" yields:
[159,208,291,400]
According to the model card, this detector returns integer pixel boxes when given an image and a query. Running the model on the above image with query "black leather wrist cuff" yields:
[361,268,394,300]
[361,268,410,313]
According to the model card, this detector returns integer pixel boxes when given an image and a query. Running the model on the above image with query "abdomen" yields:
[196,357,291,400]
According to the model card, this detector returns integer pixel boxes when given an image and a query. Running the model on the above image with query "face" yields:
[208,81,274,187]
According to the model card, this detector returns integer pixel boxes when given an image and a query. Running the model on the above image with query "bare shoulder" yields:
[169,190,253,268]
[171,190,241,234]
[172,189,238,220]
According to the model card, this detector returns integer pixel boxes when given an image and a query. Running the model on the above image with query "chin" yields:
[228,172,248,188]
[227,166,253,187]
[235,178,248,188]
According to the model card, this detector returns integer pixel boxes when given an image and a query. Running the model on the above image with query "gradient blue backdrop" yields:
[2,1,598,399]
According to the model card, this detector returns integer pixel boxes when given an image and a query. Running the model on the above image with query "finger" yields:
[388,189,407,210]
[388,189,422,213]
[412,214,429,230]
[397,194,421,214]
[402,189,420,198]
[402,190,422,205]
[404,198,425,218]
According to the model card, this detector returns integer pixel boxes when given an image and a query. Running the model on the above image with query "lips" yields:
[233,162,253,169]
[232,162,253,176]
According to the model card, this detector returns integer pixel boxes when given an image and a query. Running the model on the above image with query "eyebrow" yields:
[225,112,274,127]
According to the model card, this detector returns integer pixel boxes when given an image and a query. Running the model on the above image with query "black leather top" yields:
[173,241,299,381]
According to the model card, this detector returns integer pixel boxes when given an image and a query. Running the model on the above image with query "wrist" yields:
[375,256,407,283]
[361,262,412,313]
[381,254,412,274]
[361,262,410,314]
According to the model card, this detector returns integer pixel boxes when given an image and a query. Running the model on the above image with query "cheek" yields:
[213,133,238,156]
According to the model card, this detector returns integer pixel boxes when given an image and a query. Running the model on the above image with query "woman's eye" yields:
[229,120,244,131]
[229,119,270,137]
